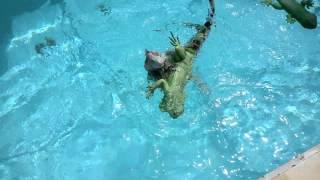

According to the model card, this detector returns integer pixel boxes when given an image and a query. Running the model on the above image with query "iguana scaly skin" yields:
[146,0,215,118]
[264,0,317,29]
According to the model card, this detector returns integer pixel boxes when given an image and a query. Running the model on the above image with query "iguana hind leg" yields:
[262,0,283,10]
[191,75,210,95]
[286,14,297,24]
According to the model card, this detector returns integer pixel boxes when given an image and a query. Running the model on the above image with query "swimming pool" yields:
[0,0,320,179]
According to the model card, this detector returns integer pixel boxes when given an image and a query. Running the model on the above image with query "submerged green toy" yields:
[144,0,215,118]
[263,0,317,29]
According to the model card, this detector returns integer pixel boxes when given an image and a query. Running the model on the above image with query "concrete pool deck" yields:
[260,144,320,180]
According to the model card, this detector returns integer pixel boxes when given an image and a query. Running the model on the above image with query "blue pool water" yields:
[1,0,320,179]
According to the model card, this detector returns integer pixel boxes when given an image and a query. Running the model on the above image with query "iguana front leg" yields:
[146,79,169,99]
[263,0,283,10]
[169,32,186,62]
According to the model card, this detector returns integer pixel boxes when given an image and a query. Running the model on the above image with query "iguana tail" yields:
[207,0,215,26]
[185,0,215,55]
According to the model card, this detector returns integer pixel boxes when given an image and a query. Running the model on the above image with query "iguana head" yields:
[144,50,166,71]
[160,91,185,119]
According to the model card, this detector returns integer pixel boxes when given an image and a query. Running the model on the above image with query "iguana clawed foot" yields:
[169,32,181,47]
[301,0,314,9]
[146,84,156,99]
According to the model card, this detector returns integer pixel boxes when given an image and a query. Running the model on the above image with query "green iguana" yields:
[263,0,317,29]
[144,0,215,118]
